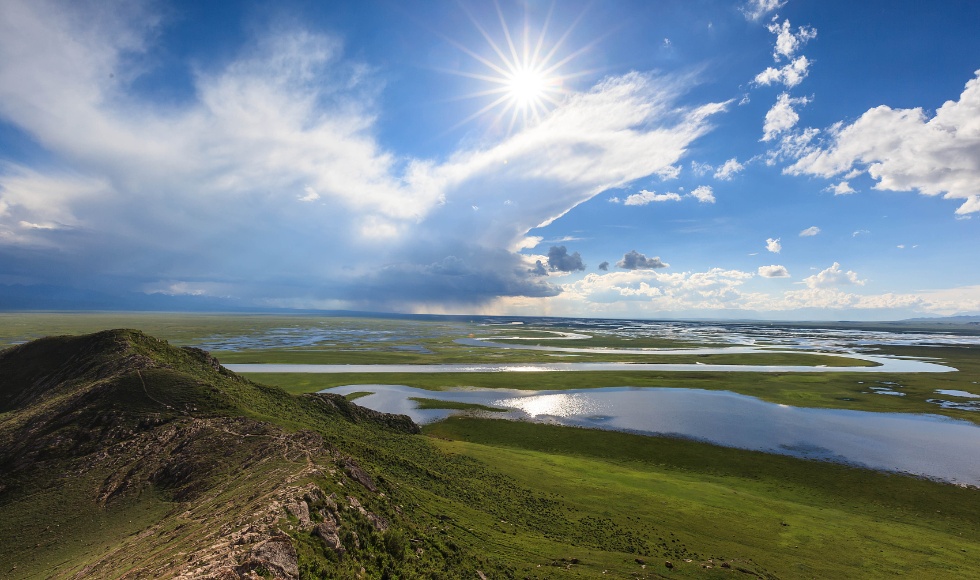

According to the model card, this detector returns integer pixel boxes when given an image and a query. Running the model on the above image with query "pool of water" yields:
[323,384,980,486]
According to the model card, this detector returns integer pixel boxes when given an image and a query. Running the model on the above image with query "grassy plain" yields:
[0,311,875,366]
[2,311,977,421]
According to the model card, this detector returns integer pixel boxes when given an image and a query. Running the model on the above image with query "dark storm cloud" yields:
[335,247,560,310]
[598,261,609,271]
[547,245,585,272]
[617,250,668,270]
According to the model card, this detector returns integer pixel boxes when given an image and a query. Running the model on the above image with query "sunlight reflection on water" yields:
[322,384,980,487]
[494,393,601,418]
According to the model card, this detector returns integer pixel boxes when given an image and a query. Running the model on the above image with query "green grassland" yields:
[408,397,508,412]
[3,315,980,577]
[0,312,877,366]
[425,417,980,578]
[0,312,473,349]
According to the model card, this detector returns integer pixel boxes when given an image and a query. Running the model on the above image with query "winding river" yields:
[226,329,980,485]
[321,383,980,486]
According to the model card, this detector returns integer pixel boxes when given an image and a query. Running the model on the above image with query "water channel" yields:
[321,383,980,486]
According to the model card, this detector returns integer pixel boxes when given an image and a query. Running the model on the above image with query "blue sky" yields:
[0,0,978,319]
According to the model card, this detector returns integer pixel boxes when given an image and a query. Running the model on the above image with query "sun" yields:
[505,64,556,110]
[443,2,593,134]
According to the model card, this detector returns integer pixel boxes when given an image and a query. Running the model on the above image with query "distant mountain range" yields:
[900,315,980,324]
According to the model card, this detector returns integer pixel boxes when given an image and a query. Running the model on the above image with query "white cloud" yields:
[623,190,682,205]
[713,158,744,180]
[758,264,790,278]
[956,196,980,215]
[689,185,715,203]
[558,268,754,308]
[852,229,870,237]
[765,237,781,253]
[826,181,855,195]
[754,56,811,88]
[799,226,820,237]
[512,236,543,251]
[0,0,728,309]
[690,161,712,176]
[298,186,320,202]
[149,281,208,296]
[787,70,980,215]
[741,0,785,22]
[18,220,57,230]
[762,93,810,142]
[803,262,865,288]
[767,126,820,165]
[501,276,980,319]
[767,19,817,61]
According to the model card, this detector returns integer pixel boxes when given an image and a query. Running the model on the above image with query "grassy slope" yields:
[425,417,980,578]
[0,330,487,578]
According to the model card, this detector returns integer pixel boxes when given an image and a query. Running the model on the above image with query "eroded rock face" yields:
[314,518,345,557]
[343,459,378,492]
[285,500,311,530]
[236,535,299,579]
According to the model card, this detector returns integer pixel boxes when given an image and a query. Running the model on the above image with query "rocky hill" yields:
[0,330,498,579]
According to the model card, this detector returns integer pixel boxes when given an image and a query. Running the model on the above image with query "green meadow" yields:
[2,312,980,577]
[424,417,980,578]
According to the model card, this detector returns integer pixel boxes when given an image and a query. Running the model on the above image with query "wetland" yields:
[4,312,980,577]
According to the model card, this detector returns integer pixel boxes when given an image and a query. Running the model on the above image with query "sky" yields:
[0,0,978,320]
